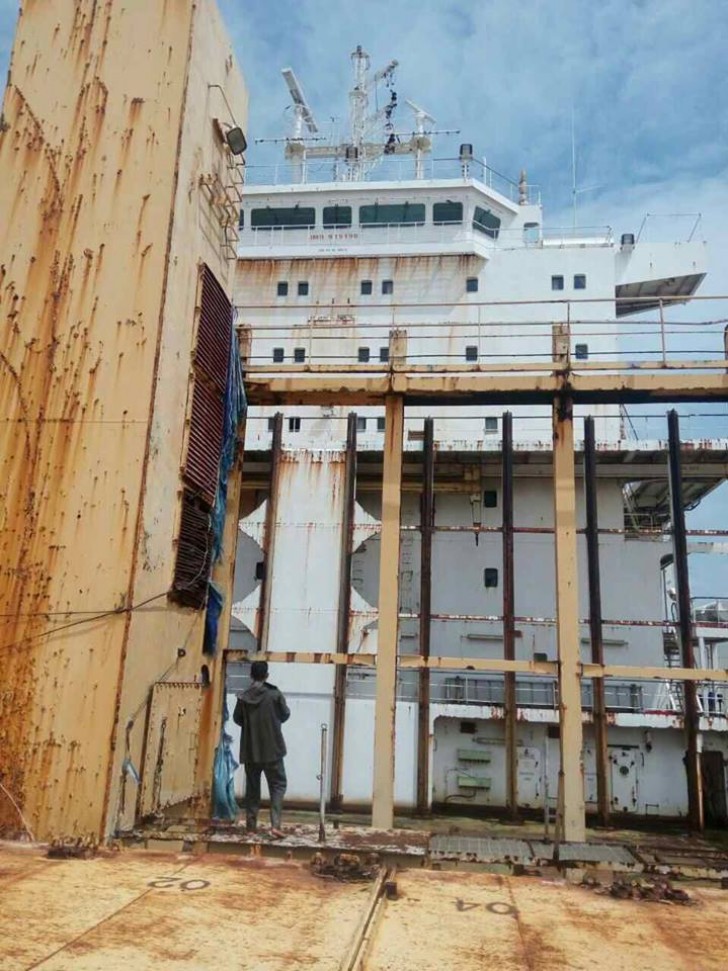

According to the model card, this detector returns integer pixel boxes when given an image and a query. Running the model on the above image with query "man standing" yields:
[233,660,290,837]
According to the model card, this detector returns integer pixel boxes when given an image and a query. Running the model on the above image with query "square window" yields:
[272,347,285,363]
[356,416,367,432]
[459,721,477,734]
[288,416,301,432]
[277,281,288,297]
[377,416,386,431]
[382,279,394,295]
[361,280,373,295]
[297,281,309,296]
[267,417,277,431]
[483,489,498,508]
[466,277,479,293]
[484,416,498,433]
[574,274,587,290]
[358,347,370,363]
[484,567,499,588]
[551,275,564,291]
[379,347,390,363]
[574,343,589,360]
[293,347,306,363]
[465,345,478,362]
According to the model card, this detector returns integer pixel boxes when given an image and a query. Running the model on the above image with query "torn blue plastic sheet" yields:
[212,705,239,820]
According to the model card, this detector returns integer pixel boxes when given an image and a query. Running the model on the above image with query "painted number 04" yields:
[148,877,210,891]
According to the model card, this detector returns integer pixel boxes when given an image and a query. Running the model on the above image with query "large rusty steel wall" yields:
[0,0,248,839]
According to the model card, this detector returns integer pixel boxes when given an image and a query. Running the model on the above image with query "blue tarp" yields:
[212,704,239,820]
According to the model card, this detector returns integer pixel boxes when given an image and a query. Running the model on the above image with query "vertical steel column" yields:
[502,411,518,818]
[668,409,703,831]
[330,412,358,810]
[257,412,282,652]
[584,416,610,827]
[371,394,404,830]
[552,394,586,842]
[416,416,434,814]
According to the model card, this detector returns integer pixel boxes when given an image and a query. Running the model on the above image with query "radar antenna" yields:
[405,100,436,178]
[282,68,320,137]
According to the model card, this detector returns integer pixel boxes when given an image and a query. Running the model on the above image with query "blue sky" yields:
[2,0,727,598]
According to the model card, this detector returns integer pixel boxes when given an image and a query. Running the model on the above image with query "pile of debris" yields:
[310,851,380,882]
[582,875,693,905]
[47,837,98,860]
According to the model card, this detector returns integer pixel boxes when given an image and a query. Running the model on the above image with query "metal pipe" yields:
[330,413,357,811]
[318,723,328,843]
[584,416,610,827]
[257,413,282,651]
[502,411,518,818]
[667,409,703,831]
[416,417,434,814]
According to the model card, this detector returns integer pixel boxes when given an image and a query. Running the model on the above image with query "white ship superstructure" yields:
[228,48,727,824]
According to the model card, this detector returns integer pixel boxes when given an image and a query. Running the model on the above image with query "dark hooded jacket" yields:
[232,681,290,764]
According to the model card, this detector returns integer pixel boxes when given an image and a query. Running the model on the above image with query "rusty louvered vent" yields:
[171,265,232,609]
[171,491,213,608]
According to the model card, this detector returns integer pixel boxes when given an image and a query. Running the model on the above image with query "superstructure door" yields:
[609,746,638,813]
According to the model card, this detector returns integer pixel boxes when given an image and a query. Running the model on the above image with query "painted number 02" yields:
[148,877,210,891]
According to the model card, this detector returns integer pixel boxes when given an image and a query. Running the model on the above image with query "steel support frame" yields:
[502,411,518,818]
[584,416,610,827]
[257,412,282,651]
[668,409,703,831]
[371,394,405,830]
[416,416,434,814]
[330,413,358,810]
[553,394,586,842]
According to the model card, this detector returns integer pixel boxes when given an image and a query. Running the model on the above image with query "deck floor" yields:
[1,842,727,970]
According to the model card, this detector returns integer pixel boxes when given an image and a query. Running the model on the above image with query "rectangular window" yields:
[360,202,426,227]
[293,347,306,363]
[433,200,464,225]
[466,277,479,293]
[574,274,587,290]
[484,567,499,588]
[323,205,352,228]
[483,489,498,508]
[297,281,309,296]
[472,206,501,239]
[267,417,276,431]
[238,209,244,230]
[382,280,394,295]
[361,280,373,295]
[465,346,478,362]
[484,416,498,433]
[379,346,390,363]
[377,416,386,431]
[460,721,477,734]
[272,347,285,363]
[358,347,370,362]
[255,561,266,580]
[356,416,367,432]
[276,281,288,297]
[574,343,589,360]
[251,206,316,229]
[551,275,564,291]
[288,417,301,432]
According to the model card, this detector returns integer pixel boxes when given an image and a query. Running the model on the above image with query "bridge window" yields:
[484,568,499,588]
[360,202,426,227]
[484,416,498,434]
[382,279,394,295]
[433,201,463,225]
[251,206,316,229]
[356,416,367,432]
[323,205,352,228]
[380,346,390,362]
[272,348,285,363]
[472,206,501,239]
[575,343,589,360]
[377,417,386,431]
[484,490,498,508]
[288,417,301,432]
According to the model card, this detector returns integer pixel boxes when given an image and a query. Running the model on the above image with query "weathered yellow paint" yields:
[371,395,404,830]
[0,1,247,839]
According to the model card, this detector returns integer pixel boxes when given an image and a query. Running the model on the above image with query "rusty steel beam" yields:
[502,411,518,819]
[553,394,586,842]
[668,409,703,831]
[257,413,282,652]
[371,394,405,830]
[584,416,610,827]
[416,417,435,814]
[330,413,358,812]
[245,371,728,407]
